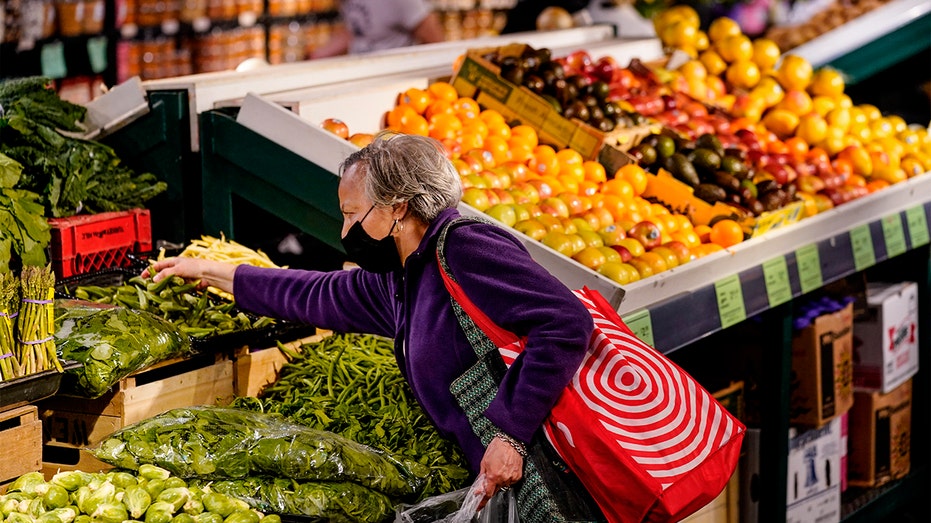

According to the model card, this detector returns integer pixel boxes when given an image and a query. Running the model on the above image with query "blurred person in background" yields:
[312,0,444,58]
[501,0,592,33]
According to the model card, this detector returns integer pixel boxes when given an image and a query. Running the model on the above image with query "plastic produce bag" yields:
[54,299,191,397]
[194,477,393,523]
[395,475,519,523]
[93,406,427,498]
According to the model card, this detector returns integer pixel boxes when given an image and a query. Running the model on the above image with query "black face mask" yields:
[341,205,402,273]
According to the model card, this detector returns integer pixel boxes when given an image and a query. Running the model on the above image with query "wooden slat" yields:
[0,405,42,483]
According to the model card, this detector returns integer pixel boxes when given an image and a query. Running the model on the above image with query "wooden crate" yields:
[233,330,331,397]
[38,352,234,475]
[0,406,43,483]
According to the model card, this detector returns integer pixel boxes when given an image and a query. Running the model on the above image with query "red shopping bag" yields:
[440,266,745,523]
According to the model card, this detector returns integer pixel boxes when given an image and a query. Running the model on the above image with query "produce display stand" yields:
[791,0,931,83]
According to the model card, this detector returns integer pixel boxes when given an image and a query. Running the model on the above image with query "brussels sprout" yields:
[36,507,77,523]
[164,478,187,490]
[73,514,92,523]
[157,488,192,513]
[182,499,204,516]
[50,472,92,492]
[107,471,138,489]
[144,501,176,523]
[139,465,171,481]
[124,485,152,519]
[42,485,70,510]
[6,511,34,523]
[91,502,128,523]
[223,510,259,523]
[79,480,116,515]
[172,513,196,523]
[193,512,223,523]
[258,515,280,523]
[201,494,237,518]
[145,479,166,500]
[27,497,46,516]
[9,472,47,496]
[2,498,20,517]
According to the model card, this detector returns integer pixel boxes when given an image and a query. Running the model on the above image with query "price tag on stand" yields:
[881,213,907,258]
[622,309,654,347]
[850,224,876,271]
[87,36,108,73]
[40,41,67,79]
[796,244,823,294]
[715,274,746,329]
[762,256,792,307]
[906,206,930,247]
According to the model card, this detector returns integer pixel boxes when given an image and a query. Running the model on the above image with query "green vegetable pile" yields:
[0,265,61,381]
[0,152,49,270]
[0,468,280,523]
[54,299,191,397]
[93,406,428,519]
[232,334,470,500]
[67,274,274,339]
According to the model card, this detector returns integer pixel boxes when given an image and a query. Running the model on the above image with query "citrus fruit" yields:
[708,17,742,43]
[726,59,761,90]
[699,50,727,76]
[320,118,350,139]
[796,113,829,144]
[762,109,800,138]
[752,38,781,71]
[400,88,432,114]
[776,55,813,91]
[428,81,459,103]
[716,34,753,63]
[709,219,744,248]
[615,164,649,196]
[573,246,608,270]
[809,68,845,98]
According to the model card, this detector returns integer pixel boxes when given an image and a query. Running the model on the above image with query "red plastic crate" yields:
[48,209,153,278]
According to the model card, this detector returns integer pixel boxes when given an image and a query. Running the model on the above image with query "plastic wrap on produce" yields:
[195,477,393,523]
[394,475,518,523]
[54,299,192,397]
[93,406,428,498]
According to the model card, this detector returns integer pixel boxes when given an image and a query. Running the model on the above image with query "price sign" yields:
[850,224,876,271]
[906,206,930,247]
[623,309,654,347]
[40,42,67,79]
[715,274,746,329]
[763,256,792,307]
[881,213,907,258]
[796,244,823,294]
[87,36,108,73]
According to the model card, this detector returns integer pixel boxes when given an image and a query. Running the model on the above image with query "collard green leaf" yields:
[0,152,22,188]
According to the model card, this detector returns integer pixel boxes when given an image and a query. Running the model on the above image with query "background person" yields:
[311,0,445,58]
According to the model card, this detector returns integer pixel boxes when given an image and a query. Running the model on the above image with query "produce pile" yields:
[319,6,928,288]
[54,299,191,397]
[0,469,281,523]
[93,406,427,522]
[0,266,61,381]
[0,77,167,267]
[232,334,471,499]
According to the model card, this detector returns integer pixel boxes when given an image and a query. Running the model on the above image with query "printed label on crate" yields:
[456,57,513,103]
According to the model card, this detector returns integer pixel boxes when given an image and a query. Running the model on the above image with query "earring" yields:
[395,220,403,234]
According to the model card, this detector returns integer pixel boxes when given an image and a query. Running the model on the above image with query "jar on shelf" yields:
[116,0,135,26]
[136,0,158,25]
[42,0,58,39]
[179,0,206,21]
[57,0,85,36]
[81,0,104,33]
[239,0,262,15]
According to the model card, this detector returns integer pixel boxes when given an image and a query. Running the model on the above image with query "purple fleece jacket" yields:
[233,208,593,472]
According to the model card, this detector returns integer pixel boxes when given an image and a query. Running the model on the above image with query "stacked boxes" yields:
[786,417,843,523]
[852,282,919,393]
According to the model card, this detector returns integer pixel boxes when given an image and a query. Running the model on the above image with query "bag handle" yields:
[436,218,522,348]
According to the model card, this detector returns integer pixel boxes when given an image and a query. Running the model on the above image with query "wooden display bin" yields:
[0,406,43,484]
[38,352,234,477]
[233,330,332,398]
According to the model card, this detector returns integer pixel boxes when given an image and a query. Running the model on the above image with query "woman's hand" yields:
[475,435,524,510]
[145,258,238,295]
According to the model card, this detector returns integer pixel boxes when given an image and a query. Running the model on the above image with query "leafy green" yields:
[0,153,49,271]
[92,406,427,499]
[232,334,470,500]
[0,77,86,132]
[54,299,192,397]
[195,477,393,523]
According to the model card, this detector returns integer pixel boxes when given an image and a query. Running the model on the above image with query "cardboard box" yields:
[853,282,919,393]
[790,302,854,427]
[786,417,842,523]
[848,379,912,487]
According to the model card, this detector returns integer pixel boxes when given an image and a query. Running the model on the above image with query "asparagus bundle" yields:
[0,272,20,380]
[15,265,59,375]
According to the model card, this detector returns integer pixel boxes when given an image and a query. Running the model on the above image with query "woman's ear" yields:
[392,201,409,221]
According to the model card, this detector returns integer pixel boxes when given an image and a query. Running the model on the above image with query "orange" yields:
[454,97,481,122]
[601,178,634,200]
[796,113,829,144]
[692,243,724,258]
[838,145,873,176]
[661,20,699,48]
[573,247,608,271]
[400,114,430,136]
[480,109,506,125]
[809,68,845,98]
[636,252,669,275]
[776,55,813,91]
[811,95,837,116]
[484,136,511,165]
[508,141,534,163]
[387,104,419,129]
[694,224,713,243]
[428,81,459,103]
[699,50,727,76]
[428,113,463,141]
[583,161,607,183]
[708,16,742,43]
[826,106,852,132]
[672,230,702,248]
[726,60,761,90]
[750,77,785,108]
[859,104,882,121]
[511,125,539,148]
[784,136,809,160]
[460,132,484,151]
[561,163,586,185]
[486,120,512,140]
[424,100,456,120]
[716,34,753,63]
[775,89,813,115]
[752,38,781,71]
[321,118,350,139]
[529,145,560,176]
[400,88,433,114]
[679,59,708,81]
[555,148,584,169]
[762,109,799,138]
[615,164,649,196]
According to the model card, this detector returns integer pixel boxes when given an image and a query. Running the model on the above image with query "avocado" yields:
[720,156,748,178]
[631,143,658,166]
[694,183,727,203]
[669,153,700,187]
[690,148,722,174]
[695,133,725,156]
[712,171,741,192]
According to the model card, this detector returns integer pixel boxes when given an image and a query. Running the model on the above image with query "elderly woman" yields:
[149,133,600,518]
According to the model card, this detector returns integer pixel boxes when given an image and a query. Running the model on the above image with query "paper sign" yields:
[906,206,929,247]
[850,224,876,271]
[763,256,792,308]
[796,244,823,295]
[881,213,907,259]
[623,309,654,347]
[87,36,108,73]
[41,41,67,79]
[715,274,746,329]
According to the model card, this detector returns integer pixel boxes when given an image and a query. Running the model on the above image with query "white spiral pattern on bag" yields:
[503,292,738,490]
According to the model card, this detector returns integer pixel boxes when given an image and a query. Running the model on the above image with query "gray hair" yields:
[339,131,462,223]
